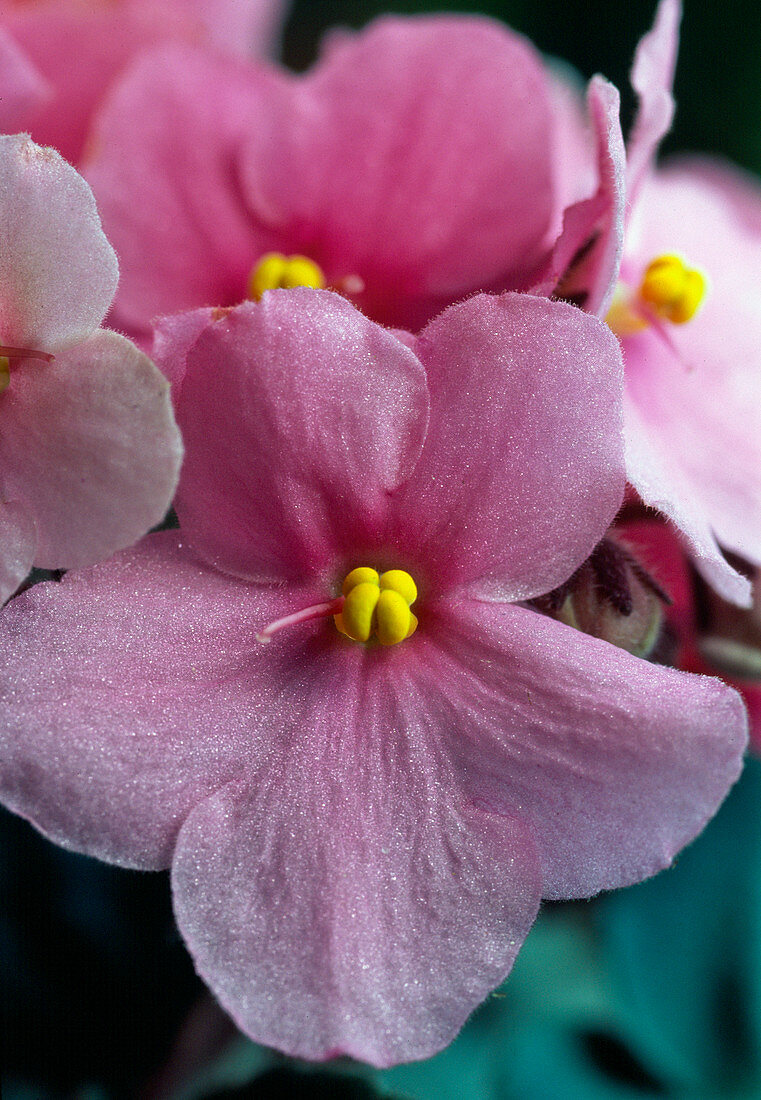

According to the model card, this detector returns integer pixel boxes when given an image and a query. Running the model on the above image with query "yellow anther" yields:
[0,357,9,395]
[247,252,326,301]
[639,254,706,324]
[334,566,418,646]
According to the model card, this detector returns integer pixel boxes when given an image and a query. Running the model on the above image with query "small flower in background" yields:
[0,288,746,1066]
[0,133,182,601]
[0,0,288,163]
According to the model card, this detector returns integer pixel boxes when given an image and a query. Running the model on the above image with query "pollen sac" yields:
[639,254,706,324]
[247,252,326,300]
[0,357,9,394]
[335,567,418,646]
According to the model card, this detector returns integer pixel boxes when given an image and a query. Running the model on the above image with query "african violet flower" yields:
[0,287,746,1065]
[0,133,182,600]
[0,28,49,134]
[548,0,761,608]
[0,0,287,163]
[84,13,607,340]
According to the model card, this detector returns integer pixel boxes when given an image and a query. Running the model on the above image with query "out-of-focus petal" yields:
[626,0,681,210]
[173,756,540,1065]
[421,596,747,899]
[0,330,182,568]
[0,134,117,350]
[175,291,429,583]
[393,293,625,600]
[0,28,50,133]
[0,499,36,603]
[0,531,327,870]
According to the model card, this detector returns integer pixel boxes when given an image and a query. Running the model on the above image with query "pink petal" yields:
[0,330,182,569]
[0,135,117,350]
[393,293,625,599]
[85,44,271,341]
[173,773,539,1066]
[175,291,429,583]
[0,499,36,603]
[0,27,50,133]
[532,77,625,318]
[622,161,761,604]
[626,0,681,210]
[544,65,597,244]
[151,306,217,394]
[0,531,326,869]
[423,596,747,898]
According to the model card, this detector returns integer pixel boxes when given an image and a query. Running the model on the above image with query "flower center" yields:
[255,566,419,647]
[334,567,418,646]
[606,253,707,337]
[247,252,327,300]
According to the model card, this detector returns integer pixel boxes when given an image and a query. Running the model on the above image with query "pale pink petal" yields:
[85,45,272,340]
[173,773,540,1065]
[0,28,50,133]
[0,498,36,603]
[544,64,597,244]
[0,531,327,869]
[151,307,217,393]
[0,330,182,569]
[392,293,625,599]
[0,134,117,350]
[175,291,429,583]
[421,596,747,898]
[532,77,625,318]
[622,162,761,603]
[626,0,681,210]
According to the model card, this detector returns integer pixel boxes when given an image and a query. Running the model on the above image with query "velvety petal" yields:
[238,15,555,328]
[419,596,747,899]
[392,293,625,600]
[0,499,36,603]
[626,0,681,209]
[0,135,117,350]
[175,291,429,583]
[532,77,625,318]
[173,744,540,1065]
[0,330,182,569]
[0,531,328,870]
[85,45,273,338]
[624,396,752,607]
[622,161,761,603]
[0,28,50,133]
[151,306,217,394]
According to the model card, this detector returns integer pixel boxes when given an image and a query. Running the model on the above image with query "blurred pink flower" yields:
[85,14,606,339]
[0,0,287,163]
[0,133,182,599]
[0,288,746,1065]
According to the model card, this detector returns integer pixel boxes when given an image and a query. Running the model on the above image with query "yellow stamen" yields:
[334,567,418,646]
[639,254,706,324]
[0,357,9,394]
[247,252,326,300]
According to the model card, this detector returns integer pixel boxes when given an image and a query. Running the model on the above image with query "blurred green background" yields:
[283,0,761,176]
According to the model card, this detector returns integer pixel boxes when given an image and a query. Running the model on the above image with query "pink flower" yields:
[0,133,182,600]
[84,14,593,339]
[0,288,746,1065]
[0,27,50,134]
[549,0,761,608]
[1,0,287,164]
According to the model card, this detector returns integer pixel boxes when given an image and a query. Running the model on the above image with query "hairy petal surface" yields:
[173,715,540,1065]
[0,135,117,350]
[0,330,182,569]
[0,499,36,604]
[422,597,747,899]
[175,291,429,583]
[0,532,330,869]
[393,294,625,599]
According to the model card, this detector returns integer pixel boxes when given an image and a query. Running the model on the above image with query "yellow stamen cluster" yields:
[247,252,326,300]
[335,567,418,647]
[639,254,706,324]
[0,356,10,395]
